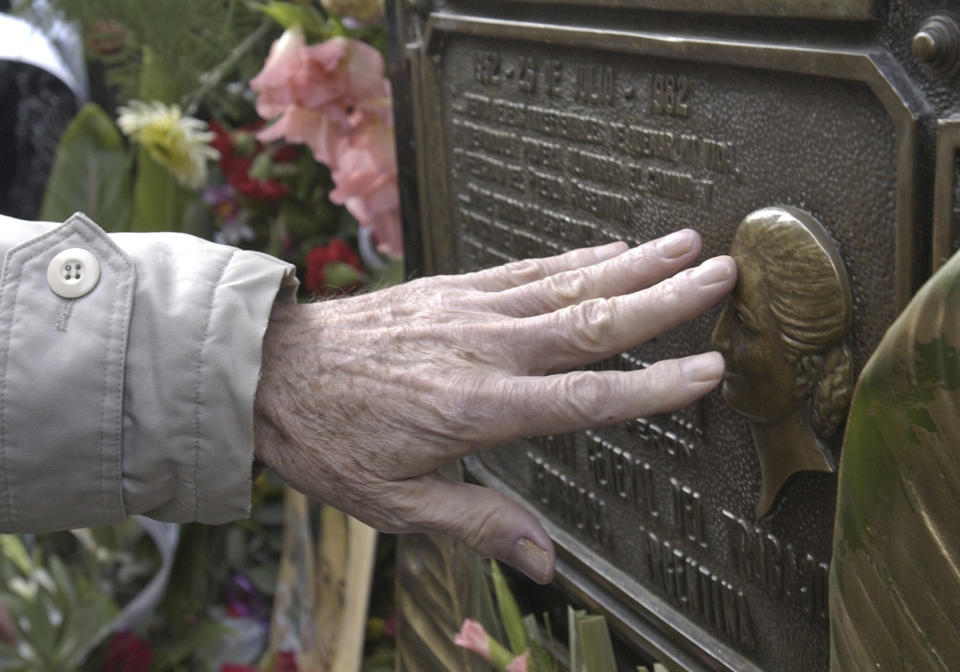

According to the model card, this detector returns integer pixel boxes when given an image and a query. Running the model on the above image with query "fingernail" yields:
[682,352,725,383]
[507,538,554,584]
[593,241,627,262]
[657,229,695,259]
[693,257,732,286]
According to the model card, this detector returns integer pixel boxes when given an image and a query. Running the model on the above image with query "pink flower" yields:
[251,30,387,159]
[329,120,402,256]
[251,30,403,256]
[453,619,490,660]
[506,653,529,672]
[249,28,306,118]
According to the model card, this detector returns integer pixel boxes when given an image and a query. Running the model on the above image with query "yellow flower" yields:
[117,100,219,189]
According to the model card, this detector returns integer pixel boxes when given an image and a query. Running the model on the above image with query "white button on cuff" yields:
[47,248,101,299]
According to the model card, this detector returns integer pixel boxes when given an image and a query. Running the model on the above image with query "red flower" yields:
[274,651,298,672]
[105,631,152,672]
[208,122,292,202]
[220,651,297,672]
[304,239,363,295]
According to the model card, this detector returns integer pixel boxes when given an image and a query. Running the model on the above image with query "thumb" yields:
[398,475,556,584]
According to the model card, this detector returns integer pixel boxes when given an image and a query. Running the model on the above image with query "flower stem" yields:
[183,20,272,116]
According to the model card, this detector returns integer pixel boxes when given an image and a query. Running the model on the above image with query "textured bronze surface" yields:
[712,207,853,519]
[387,2,958,671]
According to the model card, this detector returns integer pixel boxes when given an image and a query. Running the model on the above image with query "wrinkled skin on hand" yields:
[253,229,736,584]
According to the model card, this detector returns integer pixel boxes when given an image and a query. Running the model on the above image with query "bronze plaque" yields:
[389,2,951,671]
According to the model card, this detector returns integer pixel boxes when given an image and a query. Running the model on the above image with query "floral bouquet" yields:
[1,0,402,669]
[38,0,403,299]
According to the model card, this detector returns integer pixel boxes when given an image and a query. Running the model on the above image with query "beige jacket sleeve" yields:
[0,212,298,532]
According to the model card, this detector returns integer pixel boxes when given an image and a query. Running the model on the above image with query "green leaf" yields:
[467,553,504,648]
[130,147,189,232]
[368,257,405,290]
[250,1,326,35]
[39,104,133,231]
[522,614,557,672]
[830,250,960,670]
[248,563,278,595]
[0,536,31,575]
[567,606,586,672]
[576,615,617,672]
[150,619,230,671]
[138,45,180,104]
[180,198,215,240]
[491,560,527,655]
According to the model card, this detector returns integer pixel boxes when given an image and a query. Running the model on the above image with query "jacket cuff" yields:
[114,227,298,525]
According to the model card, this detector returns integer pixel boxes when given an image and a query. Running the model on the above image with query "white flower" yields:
[117,100,220,189]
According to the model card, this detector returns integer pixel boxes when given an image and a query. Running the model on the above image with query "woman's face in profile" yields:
[711,239,803,424]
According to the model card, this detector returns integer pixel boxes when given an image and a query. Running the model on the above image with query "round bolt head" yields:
[912,30,938,63]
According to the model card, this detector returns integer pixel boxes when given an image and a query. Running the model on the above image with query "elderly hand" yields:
[253,229,736,584]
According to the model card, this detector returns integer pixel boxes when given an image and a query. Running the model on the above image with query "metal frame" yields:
[933,115,960,272]
[456,0,879,21]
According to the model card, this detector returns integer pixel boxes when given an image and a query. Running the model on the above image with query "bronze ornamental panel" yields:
[398,8,927,672]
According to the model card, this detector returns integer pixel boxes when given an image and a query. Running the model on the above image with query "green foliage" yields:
[574,615,616,672]
[0,536,118,671]
[491,561,528,656]
[130,147,189,232]
[40,104,133,230]
[23,0,274,117]
[459,561,648,672]
[251,0,331,36]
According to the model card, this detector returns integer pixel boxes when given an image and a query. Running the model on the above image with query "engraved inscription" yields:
[474,49,501,85]
[585,430,659,518]
[722,510,829,622]
[651,73,689,117]
[536,433,577,471]
[529,453,613,548]
[574,64,616,106]
[671,478,706,548]
[453,51,745,274]
[643,529,756,651]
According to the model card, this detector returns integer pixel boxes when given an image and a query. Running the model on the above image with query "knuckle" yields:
[376,482,433,533]
[459,507,505,557]
[564,298,616,353]
[545,267,589,303]
[561,370,616,422]
[506,259,544,286]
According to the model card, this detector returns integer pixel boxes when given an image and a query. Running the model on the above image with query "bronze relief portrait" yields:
[712,207,854,519]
